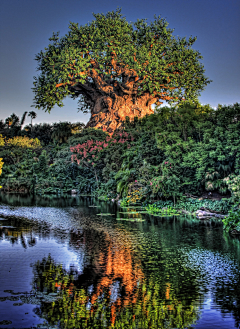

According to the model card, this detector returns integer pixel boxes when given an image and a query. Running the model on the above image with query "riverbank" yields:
[113,195,240,234]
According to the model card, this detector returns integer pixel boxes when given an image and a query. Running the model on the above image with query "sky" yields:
[0,0,239,126]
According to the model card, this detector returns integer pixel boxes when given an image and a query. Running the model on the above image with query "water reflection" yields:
[0,194,240,328]
[0,191,98,208]
[31,252,199,328]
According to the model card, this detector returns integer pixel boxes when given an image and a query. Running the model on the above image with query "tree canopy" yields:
[33,8,211,132]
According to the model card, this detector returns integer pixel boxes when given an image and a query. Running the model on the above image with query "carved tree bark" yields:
[67,57,160,133]
[85,93,155,133]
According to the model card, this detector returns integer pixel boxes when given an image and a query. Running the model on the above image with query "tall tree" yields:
[33,8,211,133]
[5,117,12,130]
[20,111,28,130]
[9,113,19,128]
[28,111,37,131]
[5,113,19,132]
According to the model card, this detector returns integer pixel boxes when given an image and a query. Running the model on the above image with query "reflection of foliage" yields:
[213,281,240,329]
[31,241,200,328]
[32,255,73,293]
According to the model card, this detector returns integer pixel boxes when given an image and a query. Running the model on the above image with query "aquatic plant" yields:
[143,198,232,217]
[146,204,179,216]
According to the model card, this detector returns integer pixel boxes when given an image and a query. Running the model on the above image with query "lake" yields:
[0,192,239,329]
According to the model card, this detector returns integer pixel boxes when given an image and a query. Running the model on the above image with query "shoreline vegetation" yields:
[0,102,240,234]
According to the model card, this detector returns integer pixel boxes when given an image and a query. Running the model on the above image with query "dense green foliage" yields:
[0,102,239,231]
[222,206,240,233]
[32,8,211,113]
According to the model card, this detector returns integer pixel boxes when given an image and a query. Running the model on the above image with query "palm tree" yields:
[20,111,28,130]
[5,117,13,129]
[28,111,37,131]
[9,113,20,129]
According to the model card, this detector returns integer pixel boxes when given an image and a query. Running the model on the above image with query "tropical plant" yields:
[28,111,37,131]
[20,111,28,130]
[222,207,240,233]
[23,122,53,146]
[224,175,240,204]
[51,121,73,144]
[0,103,239,205]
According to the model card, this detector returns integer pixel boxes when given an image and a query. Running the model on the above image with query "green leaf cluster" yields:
[32,8,211,112]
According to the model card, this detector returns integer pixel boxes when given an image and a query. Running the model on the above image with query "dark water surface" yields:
[0,192,239,329]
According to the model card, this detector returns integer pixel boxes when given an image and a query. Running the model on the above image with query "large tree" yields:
[33,8,211,133]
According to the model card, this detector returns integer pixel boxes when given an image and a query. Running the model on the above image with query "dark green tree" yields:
[32,8,211,133]
[5,113,19,130]
[51,121,73,144]
[28,111,37,131]
[20,111,28,130]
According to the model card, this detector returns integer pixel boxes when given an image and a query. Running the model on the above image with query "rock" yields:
[214,214,226,218]
[195,209,226,219]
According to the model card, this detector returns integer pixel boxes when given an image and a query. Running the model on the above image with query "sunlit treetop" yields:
[33,7,211,132]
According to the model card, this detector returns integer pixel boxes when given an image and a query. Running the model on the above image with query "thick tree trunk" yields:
[85,94,154,133]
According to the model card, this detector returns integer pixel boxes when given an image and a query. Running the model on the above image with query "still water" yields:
[0,192,239,329]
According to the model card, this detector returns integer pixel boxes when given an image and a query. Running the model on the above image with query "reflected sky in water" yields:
[0,192,239,328]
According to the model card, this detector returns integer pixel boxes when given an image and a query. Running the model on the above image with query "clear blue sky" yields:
[0,0,239,125]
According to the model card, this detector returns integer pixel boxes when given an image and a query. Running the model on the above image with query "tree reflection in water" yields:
[31,227,200,328]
